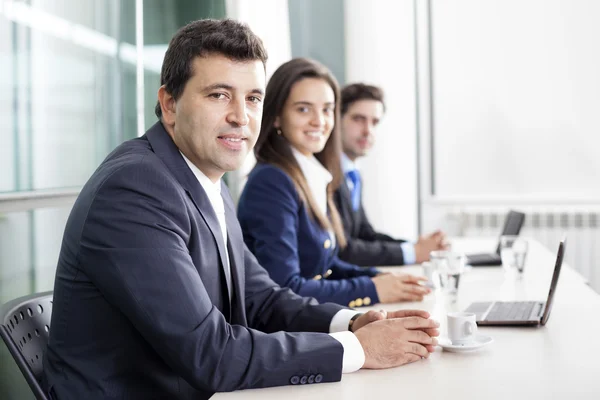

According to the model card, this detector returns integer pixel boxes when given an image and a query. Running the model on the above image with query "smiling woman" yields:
[275,77,335,157]
[237,58,430,307]
[250,58,344,238]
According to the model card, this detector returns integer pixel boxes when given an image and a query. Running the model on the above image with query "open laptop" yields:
[464,237,566,326]
[466,210,526,266]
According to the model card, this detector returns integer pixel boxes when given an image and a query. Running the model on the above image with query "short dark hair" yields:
[155,18,268,118]
[340,83,385,116]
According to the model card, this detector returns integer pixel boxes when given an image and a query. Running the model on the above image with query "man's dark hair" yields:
[340,83,385,116]
[155,18,268,118]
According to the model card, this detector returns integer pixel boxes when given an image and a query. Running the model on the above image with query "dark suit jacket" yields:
[334,177,408,266]
[42,122,346,400]
[237,163,379,308]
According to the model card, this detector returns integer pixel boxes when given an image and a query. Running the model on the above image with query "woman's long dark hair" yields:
[254,58,347,247]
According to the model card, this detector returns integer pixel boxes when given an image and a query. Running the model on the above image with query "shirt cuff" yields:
[401,242,416,265]
[329,331,365,373]
[329,309,360,333]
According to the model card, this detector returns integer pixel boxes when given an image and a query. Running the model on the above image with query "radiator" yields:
[449,208,600,293]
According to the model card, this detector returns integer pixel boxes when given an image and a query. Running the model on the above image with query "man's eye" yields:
[210,93,227,100]
[298,107,309,113]
[248,96,262,104]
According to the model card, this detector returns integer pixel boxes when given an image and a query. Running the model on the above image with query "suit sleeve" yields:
[238,166,379,307]
[242,247,351,333]
[328,255,379,279]
[79,160,344,392]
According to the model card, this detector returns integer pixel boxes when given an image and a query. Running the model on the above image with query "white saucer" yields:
[438,335,493,352]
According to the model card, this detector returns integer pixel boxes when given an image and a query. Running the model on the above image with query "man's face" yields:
[160,54,265,181]
[340,99,385,160]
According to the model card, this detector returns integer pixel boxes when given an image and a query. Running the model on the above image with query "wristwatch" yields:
[348,313,364,332]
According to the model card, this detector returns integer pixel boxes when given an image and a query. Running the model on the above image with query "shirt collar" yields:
[291,147,333,184]
[341,152,358,174]
[179,151,223,210]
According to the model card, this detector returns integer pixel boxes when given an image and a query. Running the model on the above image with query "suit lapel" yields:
[184,186,233,302]
[145,122,232,308]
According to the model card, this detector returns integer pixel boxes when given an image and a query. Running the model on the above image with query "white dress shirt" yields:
[180,153,232,300]
[181,151,365,373]
[291,147,337,248]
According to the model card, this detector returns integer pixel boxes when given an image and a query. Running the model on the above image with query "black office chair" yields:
[0,291,53,400]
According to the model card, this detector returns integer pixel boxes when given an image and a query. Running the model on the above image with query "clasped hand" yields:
[351,310,440,369]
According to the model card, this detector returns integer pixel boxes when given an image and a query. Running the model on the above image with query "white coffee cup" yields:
[447,312,478,345]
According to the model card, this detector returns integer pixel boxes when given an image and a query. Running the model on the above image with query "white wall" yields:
[430,0,600,200]
[344,0,419,240]
[417,0,600,234]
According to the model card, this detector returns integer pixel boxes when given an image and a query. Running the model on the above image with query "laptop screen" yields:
[540,238,566,325]
[494,210,526,255]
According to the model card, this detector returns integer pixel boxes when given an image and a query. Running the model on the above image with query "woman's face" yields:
[275,77,335,156]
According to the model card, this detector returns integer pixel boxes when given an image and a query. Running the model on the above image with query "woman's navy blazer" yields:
[238,163,379,307]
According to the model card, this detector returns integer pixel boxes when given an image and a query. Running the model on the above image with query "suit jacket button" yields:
[348,300,356,308]
[290,375,300,385]
[324,239,331,249]
[313,274,322,280]
[323,269,333,279]
[308,374,315,384]
[363,297,372,306]
[355,298,363,307]
[300,376,308,384]
[315,374,323,383]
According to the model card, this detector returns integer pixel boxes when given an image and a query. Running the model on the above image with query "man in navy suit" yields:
[42,20,440,399]
[335,83,447,267]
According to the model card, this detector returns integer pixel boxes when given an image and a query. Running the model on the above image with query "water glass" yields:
[430,251,466,300]
[421,261,438,289]
[500,235,529,275]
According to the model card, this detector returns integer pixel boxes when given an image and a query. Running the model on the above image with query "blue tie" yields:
[345,170,361,211]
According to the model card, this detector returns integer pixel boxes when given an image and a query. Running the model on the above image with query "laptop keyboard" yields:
[486,301,538,321]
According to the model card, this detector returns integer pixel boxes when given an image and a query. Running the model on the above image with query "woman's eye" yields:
[210,93,227,100]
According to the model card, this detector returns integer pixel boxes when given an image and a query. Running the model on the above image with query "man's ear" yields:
[157,86,176,126]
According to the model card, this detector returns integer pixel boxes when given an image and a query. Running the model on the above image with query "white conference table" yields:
[215,238,600,399]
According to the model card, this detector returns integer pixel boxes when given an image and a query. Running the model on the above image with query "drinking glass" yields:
[430,251,466,301]
[500,235,529,275]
